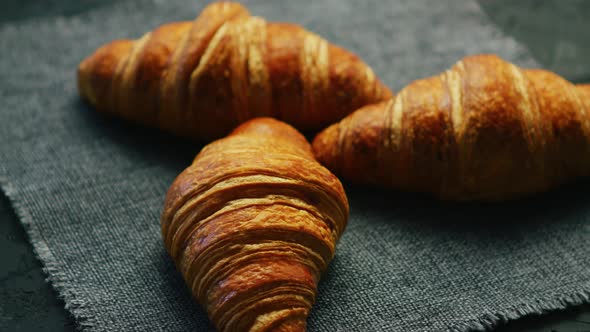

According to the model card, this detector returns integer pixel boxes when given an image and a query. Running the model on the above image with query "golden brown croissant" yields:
[161,118,348,331]
[77,2,391,141]
[313,54,590,200]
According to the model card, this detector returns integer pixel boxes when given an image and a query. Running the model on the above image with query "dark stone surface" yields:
[0,194,76,332]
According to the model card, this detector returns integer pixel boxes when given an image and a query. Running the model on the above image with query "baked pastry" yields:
[77,2,391,141]
[161,118,349,331]
[313,54,590,200]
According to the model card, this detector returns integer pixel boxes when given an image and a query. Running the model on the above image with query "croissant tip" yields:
[266,316,307,332]
[382,87,394,101]
[202,1,250,18]
[77,55,90,75]
[233,118,314,156]
[377,81,394,101]
[312,124,340,170]
[247,307,309,332]
[77,55,95,103]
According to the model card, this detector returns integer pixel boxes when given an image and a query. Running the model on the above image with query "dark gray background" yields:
[1,1,590,331]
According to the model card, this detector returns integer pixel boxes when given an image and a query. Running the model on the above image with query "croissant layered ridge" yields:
[161,118,349,331]
[313,54,590,200]
[78,2,392,141]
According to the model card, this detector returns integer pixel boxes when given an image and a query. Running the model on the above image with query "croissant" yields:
[77,2,391,141]
[313,54,590,200]
[161,118,348,331]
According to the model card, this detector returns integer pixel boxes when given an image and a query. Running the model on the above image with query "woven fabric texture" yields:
[1,1,589,331]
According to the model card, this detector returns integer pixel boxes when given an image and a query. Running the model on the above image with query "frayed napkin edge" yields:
[0,176,98,331]
[448,275,590,331]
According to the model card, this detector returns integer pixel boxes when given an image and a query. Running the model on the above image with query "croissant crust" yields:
[78,2,391,141]
[162,118,349,331]
[313,54,590,200]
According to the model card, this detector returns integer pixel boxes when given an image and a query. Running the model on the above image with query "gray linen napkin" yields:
[1,0,589,331]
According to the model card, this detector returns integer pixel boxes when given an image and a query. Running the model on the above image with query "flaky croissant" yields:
[77,2,391,141]
[313,54,590,200]
[161,118,348,331]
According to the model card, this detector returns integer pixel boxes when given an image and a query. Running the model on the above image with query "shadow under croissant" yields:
[74,97,200,171]
[344,179,590,235]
